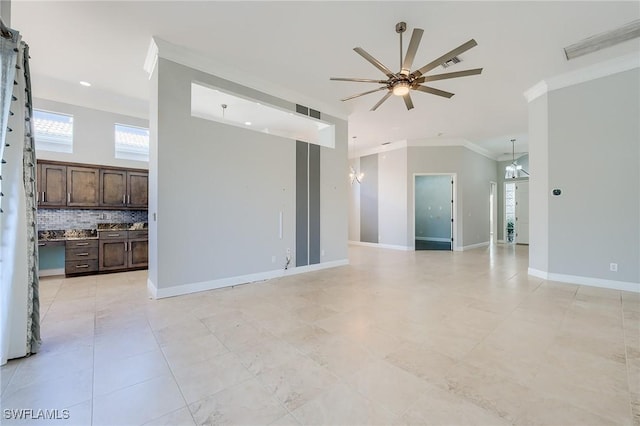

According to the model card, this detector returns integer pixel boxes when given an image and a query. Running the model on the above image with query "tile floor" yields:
[1,244,638,425]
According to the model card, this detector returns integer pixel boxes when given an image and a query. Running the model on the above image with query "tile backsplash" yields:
[37,209,148,231]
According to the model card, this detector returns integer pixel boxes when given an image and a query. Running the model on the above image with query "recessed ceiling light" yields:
[79,81,91,87]
[245,121,252,126]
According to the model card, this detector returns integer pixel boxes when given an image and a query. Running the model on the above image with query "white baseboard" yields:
[148,259,349,299]
[454,241,490,252]
[39,268,65,277]
[528,268,640,293]
[415,237,451,242]
[348,241,413,251]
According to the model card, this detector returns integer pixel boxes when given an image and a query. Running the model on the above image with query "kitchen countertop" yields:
[38,223,148,241]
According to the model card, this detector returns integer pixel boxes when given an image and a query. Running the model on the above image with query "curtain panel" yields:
[0,24,40,365]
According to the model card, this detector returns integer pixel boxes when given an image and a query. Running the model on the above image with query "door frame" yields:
[490,181,497,243]
[412,173,457,251]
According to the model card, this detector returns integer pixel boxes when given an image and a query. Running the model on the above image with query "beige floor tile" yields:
[173,352,253,404]
[92,375,186,426]
[160,334,228,372]
[290,382,397,425]
[384,340,458,388]
[142,407,196,426]
[400,383,510,426]
[93,349,171,397]
[235,338,302,376]
[269,413,301,426]
[257,353,338,411]
[1,369,93,414]
[9,244,633,425]
[4,346,93,393]
[188,378,286,425]
[346,359,430,416]
[307,335,373,378]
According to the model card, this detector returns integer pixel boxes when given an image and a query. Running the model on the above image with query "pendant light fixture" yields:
[505,139,529,179]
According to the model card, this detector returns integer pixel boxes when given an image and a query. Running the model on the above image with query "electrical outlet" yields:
[610,263,618,272]
[271,256,276,263]
[321,249,325,257]
[286,248,291,256]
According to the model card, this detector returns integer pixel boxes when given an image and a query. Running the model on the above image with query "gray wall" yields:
[415,175,452,241]
[407,145,497,249]
[359,154,379,243]
[150,58,347,293]
[33,98,148,169]
[530,68,639,284]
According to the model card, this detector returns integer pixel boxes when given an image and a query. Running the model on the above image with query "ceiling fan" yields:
[330,22,483,111]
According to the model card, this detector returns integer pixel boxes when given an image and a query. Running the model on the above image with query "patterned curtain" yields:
[0,22,40,365]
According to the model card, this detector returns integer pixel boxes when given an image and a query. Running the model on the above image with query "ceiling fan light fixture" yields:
[392,82,410,96]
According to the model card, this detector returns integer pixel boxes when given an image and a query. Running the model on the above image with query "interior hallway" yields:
[1,245,638,425]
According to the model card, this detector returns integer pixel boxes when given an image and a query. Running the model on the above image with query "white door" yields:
[515,181,529,244]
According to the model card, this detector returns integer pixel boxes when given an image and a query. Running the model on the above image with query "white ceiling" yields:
[10,1,640,158]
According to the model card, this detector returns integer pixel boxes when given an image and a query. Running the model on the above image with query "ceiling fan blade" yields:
[330,77,388,83]
[411,39,478,78]
[401,28,424,75]
[415,68,483,83]
[370,91,393,111]
[341,87,388,102]
[403,93,414,110]
[414,85,455,98]
[353,47,395,78]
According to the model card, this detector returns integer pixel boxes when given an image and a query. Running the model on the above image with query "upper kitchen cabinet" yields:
[127,171,148,208]
[38,163,67,206]
[100,169,148,208]
[37,160,148,209]
[67,166,100,207]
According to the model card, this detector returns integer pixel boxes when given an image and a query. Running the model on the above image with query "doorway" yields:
[414,174,454,251]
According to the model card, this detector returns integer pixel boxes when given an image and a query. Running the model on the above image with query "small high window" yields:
[33,109,73,153]
[115,124,149,162]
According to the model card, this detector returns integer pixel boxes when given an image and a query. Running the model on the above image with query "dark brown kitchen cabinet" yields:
[127,171,148,208]
[37,160,148,209]
[128,238,149,268]
[65,239,99,276]
[99,230,148,272]
[99,239,128,271]
[100,169,148,208]
[67,166,100,207]
[38,163,67,206]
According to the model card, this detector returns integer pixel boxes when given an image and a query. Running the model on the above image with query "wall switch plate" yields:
[610,263,618,272]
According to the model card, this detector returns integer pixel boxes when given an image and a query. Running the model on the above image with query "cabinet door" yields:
[100,169,127,207]
[99,239,128,271]
[127,171,148,208]
[67,166,99,207]
[39,163,67,206]
[128,238,148,268]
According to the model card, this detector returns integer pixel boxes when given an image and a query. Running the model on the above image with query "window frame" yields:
[114,123,150,162]
[33,109,74,153]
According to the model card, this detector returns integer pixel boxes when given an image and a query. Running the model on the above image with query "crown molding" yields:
[524,53,640,103]
[143,36,347,120]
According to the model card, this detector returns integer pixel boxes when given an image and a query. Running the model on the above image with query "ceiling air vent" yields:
[441,56,461,68]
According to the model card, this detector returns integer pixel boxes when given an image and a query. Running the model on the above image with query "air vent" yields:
[441,56,461,68]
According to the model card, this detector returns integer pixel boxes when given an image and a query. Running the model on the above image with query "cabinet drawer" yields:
[128,230,148,239]
[65,259,98,275]
[37,240,65,248]
[65,239,98,249]
[98,231,128,239]
[66,247,99,261]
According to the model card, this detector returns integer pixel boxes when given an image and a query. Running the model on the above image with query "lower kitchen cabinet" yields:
[98,230,148,272]
[99,239,128,271]
[65,239,99,275]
